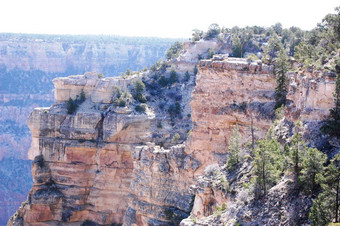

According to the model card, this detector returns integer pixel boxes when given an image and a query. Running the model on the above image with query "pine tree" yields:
[132,79,146,103]
[252,138,283,198]
[226,124,241,171]
[274,48,289,109]
[310,153,340,225]
[287,122,305,179]
[67,98,77,114]
[299,147,327,194]
[322,59,340,137]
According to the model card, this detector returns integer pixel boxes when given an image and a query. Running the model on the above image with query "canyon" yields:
[0,33,178,225]
[8,36,335,225]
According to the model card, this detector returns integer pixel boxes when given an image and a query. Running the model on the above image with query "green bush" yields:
[208,48,215,59]
[184,71,190,82]
[113,88,131,107]
[66,89,86,114]
[171,133,180,144]
[158,75,168,87]
[135,104,147,113]
[132,79,147,103]
[168,102,181,118]
[80,90,86,102]
[193,66,198,75]
[166,41,183,60]
[204,23,221,40]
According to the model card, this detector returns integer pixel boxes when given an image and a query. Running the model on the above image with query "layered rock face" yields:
[9,41,336,225]
[124,144,195,225]
[0,34,176,161]
[186,57,335,219]
[10,74,154,225]
[0,33,176,224]
[188,58,276,174]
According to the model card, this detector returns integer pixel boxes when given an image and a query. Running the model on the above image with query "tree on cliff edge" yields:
[321,58,340,138]
[274,48,289,109]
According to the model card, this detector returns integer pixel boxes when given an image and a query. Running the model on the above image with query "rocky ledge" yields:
[8,54,335,225]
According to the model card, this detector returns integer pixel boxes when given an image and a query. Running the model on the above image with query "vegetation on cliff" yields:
[184,6,340,225]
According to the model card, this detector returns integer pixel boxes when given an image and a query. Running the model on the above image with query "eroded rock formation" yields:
[9,39,336,225]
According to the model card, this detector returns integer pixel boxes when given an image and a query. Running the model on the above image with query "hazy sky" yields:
[1,0,339,38]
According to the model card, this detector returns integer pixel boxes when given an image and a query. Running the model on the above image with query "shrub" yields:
[142,66,148,72]
[135,104,147,113]
[204,23,221,40]
[125,68,131,76]
[97,72,103,78]
[158,75,168,87]
[184,71,190,82]
[247,53,259,62]
[132,79,147,103]
[204,164,220,177]
[168,102,181,118]
[208,48,215,59]
[171,133,180,144]
[192,29,203,42]
[166,41,183,60]
[113,88,131,107]
[157,122,162,128]
[66,89,86,114]
[193,66,198,75]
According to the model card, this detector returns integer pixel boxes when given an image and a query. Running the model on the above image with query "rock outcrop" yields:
[188,58,276,173]
[9,74,154,225]
[185,57,335,220]
[0,33,177,223]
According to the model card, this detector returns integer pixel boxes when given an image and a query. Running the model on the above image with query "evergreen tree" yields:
[322,59,340,137]
[169,69,178,85]
[299,147,327,194]
[166,41,183,60]
[232,35,242,57]
[132,79,146,103]
[252,137,283,198]
[231,29,253,58]
[184,71,190,82]
[204,23,220,40]
[67,98,77,114]
[208,48,215,59]
[226,124,241,171]
[192,29,203,42]
[274,48,289,109]
[193,66,198,75]
[310,153,340,225]
[287,122,305,179]
[80,89,86,102]
[262,34,282,63]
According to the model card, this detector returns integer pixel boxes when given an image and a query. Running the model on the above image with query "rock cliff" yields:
[0,33,178,224]
[9,39,336,225]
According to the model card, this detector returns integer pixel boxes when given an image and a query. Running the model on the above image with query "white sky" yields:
[0,0,339,38]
